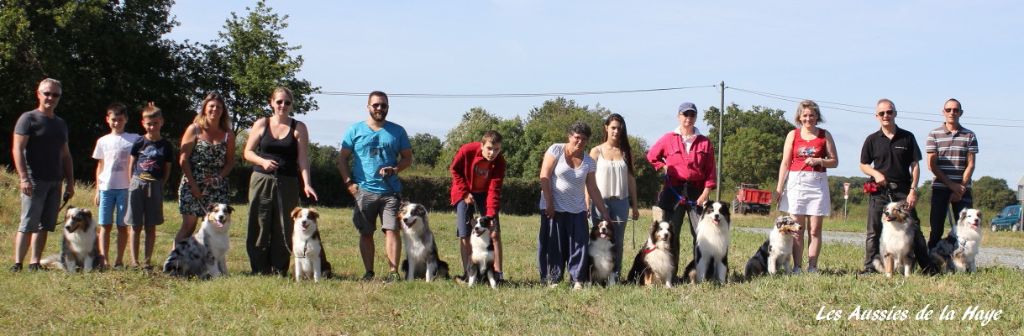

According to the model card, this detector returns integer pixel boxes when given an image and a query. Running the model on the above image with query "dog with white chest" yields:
[587,220,615,286]
[163,203,233,279]
[467,215,497,288]
[930,208,983,274]
[398,203,449,282]
[41,207,101,272]
[683,201,731,284]
[291,207,323,282]
[873,201,914,278]
[744,215,801,280]
[625,220,674,288]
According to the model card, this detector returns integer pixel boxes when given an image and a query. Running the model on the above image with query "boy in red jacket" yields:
[450,130,506,281]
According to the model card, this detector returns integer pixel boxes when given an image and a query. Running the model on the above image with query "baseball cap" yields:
[678,102,698,115]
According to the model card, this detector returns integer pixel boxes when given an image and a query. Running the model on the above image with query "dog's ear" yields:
[958,208,968,222]
[291,207,303,219]
[207,203,219,213]
[80,208,91,216]
[703,200,715,212]
[309,209,319,221]
[226,205,234,213]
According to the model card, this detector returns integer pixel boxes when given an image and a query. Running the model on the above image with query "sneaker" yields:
[807,267,818,274]
[857,268,877,276]
[572,282,583,290]
[9,263,22,273]
[547,282,559,289]
[361,271,375,281]
[27,263,41,272]
[792,267,802,274]
[383,271,401,283]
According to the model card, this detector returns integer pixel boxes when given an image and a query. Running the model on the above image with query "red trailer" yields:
[733,183,772,215]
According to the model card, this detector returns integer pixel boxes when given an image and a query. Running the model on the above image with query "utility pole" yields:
[717,81,724,201]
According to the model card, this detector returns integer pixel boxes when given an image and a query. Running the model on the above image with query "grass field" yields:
[1,172,1022,335]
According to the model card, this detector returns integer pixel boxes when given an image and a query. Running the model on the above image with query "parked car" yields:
[990,204,1021,231]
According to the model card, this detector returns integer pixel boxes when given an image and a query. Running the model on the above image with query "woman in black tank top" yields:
[242,87,325,276]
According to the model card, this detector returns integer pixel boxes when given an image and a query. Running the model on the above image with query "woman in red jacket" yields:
[646,102,717,277]
[449,130,506,281]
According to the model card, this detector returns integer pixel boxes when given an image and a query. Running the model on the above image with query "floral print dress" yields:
[178,137,229,216]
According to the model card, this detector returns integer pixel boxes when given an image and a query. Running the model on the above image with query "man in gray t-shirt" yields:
[10,78,75,272]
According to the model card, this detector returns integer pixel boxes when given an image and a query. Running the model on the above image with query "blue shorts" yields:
[98,189,129,226]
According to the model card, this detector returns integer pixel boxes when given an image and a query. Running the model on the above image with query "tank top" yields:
[789,128,827,172]
[253,117,299,177]
[594,146,628,199]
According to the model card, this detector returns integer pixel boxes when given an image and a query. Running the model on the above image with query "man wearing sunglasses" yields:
[337,91,413,283]
[10,78,76,272]
[924,98,978,248]
[858,98,938,275]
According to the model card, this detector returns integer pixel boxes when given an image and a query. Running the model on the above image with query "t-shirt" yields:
[13,110,69,182]
[131,137,175,180]
[341,121,411,195]
[470,160,491,193]
[860,127,921,192]
[92,132,141,190]
[925,125,979,190]
[538,143,596,214]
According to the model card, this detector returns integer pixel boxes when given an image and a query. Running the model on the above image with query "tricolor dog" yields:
[683,201,731,284]
[873,201,914,278]
[466,216,497,288]
[930,208,983,274]
[587,220,615,286]
[163,203,233,279]
[744,215,801,279]
[41,207,101,272]
[398,203,449,282]
[625,220,674,288]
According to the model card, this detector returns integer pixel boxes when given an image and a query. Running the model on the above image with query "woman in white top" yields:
[538,122,611,290]
[587,113,639,284]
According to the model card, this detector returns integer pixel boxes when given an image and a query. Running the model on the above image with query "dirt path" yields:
[737,227,1024,269]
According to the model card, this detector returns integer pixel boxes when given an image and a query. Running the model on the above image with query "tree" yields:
[722,127,782,186]
[514,98,608,179]
[204,0,319,134]
[971,176,1017,211]
[0,0,199,182]
[409,133,442,168]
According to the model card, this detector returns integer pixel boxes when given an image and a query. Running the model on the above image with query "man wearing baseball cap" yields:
[645,101,717,277]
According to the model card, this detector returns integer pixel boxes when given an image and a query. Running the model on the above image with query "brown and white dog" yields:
[467,215,497,288]
[684,201,731,284]
[41,207,100,272]
[930,208,983,274]
[873,201,914,278]
[626,220,674,288]
[163,203,233,279]
[291,207,323,282]
[587,220,615,286]
[744,215,801,279]
[398,203,449,282]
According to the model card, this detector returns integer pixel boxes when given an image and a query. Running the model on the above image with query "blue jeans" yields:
[591,198,629,276]
[538,211,589,284]
[98,189,129,226]
[928,188,973,248]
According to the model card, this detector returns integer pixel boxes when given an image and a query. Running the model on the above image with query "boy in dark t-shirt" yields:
[125,103,175,269]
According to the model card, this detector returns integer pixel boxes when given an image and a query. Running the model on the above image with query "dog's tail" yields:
[871,257,884,274]
[40,254,65,271]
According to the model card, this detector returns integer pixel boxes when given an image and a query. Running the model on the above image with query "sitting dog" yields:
[163,203,233,279]
[930,208,983,273]
[466,216,497,288]
[683,201,731,284]
[398,203,449,282]
[625,220,674,288]
[587,220,615,286]
[873,201,914,278]
[40,207,100,272]
[291,207,323,282]
[744,215,801,279]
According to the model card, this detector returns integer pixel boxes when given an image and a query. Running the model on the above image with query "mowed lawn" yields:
[1,178,1022,334]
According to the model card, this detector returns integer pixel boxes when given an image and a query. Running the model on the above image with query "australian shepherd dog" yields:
[872,201,914,278]
[626,220,674,288]
[291,207,324,282]
[163,203,233,279]
[41,207,100,272]
[587,220,615,286]
[930,208,983,274]
[466,216,497,288]
[683,201,731,284]
[398,203,449,282]
[744,215,801,279]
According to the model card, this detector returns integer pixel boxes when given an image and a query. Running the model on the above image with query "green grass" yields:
[1,172,1023,334]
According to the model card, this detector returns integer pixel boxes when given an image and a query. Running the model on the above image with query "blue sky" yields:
[167,1,1024,187]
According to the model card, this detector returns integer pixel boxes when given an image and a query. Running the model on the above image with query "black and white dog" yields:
[625,220,674,288]
[930,208,983,274]
[41,207,101,272]
[744,215,801,279]
[163,203,233,279]
[398,203,449,282]
[873,201,914,278]
[466,216,497,288]
[291,207,323,282]
[683,201,731,284]
[587,220,615,286]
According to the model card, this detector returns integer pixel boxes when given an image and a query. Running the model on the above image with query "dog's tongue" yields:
[214,220,224,228]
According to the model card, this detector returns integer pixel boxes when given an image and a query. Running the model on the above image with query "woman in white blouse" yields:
[587,113,640,284]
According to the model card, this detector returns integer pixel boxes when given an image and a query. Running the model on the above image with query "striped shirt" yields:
[538,143,596,213]
[925,124,978,189]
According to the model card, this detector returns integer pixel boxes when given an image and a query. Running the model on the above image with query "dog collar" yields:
[642,246,656,255]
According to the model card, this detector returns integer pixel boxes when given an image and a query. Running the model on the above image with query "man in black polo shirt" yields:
[858,98,937,275]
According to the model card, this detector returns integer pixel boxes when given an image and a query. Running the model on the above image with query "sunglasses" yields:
[371,103,389,109]
[943,108,962,113]
[274,100,292,106]
[41,91,61,98]
[679,111,697,117]
[877,110,895,117]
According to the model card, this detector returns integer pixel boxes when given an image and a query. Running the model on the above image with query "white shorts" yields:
[779,171,831,216]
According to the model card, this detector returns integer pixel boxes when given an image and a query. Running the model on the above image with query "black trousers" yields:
[928,188,973,248]
[863,191,936,273]
[656,185,702,278]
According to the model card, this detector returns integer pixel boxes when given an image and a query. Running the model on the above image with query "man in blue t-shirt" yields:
[337,91,413,282]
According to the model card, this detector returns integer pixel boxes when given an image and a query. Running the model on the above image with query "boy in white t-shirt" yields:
[92,103,141,269]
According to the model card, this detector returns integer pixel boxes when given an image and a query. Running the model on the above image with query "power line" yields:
[318,84,718,98]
